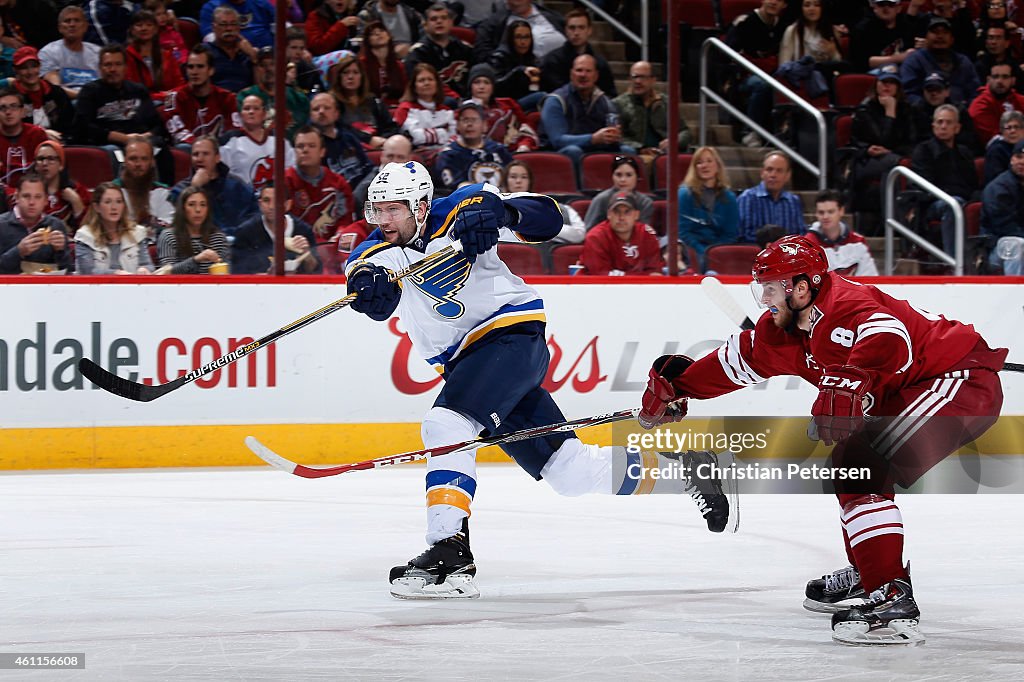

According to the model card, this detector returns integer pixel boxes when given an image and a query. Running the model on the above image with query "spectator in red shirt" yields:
[581,190,663,276]
[306,0,358,56]
[124,9,184,101]
[0,87,49,187]
[968,62,1024,145]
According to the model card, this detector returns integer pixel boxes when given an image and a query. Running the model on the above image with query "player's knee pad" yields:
[541,439,610,497]
[421,407,485,448]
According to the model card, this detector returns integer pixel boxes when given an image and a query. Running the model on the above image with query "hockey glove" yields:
[811,365,871,446]
[451,192,512,262]
[347,263,401,321]
[637,355,694,430]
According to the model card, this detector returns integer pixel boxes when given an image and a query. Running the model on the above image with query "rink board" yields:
[1,277,1022,469]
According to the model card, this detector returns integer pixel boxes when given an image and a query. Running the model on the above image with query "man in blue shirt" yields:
[736,151,806,243]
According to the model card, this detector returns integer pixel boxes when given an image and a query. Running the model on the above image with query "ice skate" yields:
[664,450,739,533]
[804,565,867,613]
[389,520,479,599]
[831,578,924,646]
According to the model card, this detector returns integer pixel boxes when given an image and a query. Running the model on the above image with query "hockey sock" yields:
[423,407,484,545]
[839,493,909,592]
[540,440,690,496]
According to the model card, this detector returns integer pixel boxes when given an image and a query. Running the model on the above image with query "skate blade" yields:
[802,597,868,614]
[390,575,480,600]
[832,619,925,646]
[716,450,740,533]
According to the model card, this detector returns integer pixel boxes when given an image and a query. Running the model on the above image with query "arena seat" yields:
[704,243,761,275]
[497,242,547,275]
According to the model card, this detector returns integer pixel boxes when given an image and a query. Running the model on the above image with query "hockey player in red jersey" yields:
[639,235,1007,645]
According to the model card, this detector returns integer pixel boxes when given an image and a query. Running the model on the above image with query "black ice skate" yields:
[663,450,739,533]
[803,565,867,613]
[389,519,479,599]
[831,578,924,646]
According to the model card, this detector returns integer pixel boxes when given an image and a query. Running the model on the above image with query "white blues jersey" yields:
[347,183,562,372]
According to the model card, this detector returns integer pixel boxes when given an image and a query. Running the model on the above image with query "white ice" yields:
[3,465,1023,681]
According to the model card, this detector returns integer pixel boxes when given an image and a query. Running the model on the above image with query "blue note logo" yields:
[408,251,471,318]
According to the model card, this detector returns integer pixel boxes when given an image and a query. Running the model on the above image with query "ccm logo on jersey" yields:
[820,375,863,390]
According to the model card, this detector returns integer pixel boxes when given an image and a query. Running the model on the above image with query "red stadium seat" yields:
[550,244,584,274]
[652,153,692,193]
[720,0,762,26]
[580,153,649,194]
[497,242,547,275]
[704,244,761,275]
[651,198,669,236]
[667,0,718,29]
[451,26,476,45]
[974,157,985,187]
[171,147,191,185]
[64,146,117,189]
[568,198,591,218]
[317,242,344,275]
[835,114,853,148]
[177,17,201,50]
[513,152,580,197]
[964,201,982,237]
[366,150,382,165]
[834,74,876,110]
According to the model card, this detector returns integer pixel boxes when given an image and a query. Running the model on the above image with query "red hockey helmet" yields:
[750,235,830,310]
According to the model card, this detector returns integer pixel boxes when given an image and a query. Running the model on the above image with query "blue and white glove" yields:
[347,263,401,321]
[451,192,515,262]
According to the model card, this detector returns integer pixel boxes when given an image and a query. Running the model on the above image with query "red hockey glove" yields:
[811,365,872,446]
[637,355,693,430]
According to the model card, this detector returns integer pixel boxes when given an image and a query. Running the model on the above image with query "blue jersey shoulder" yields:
[346,227,386,267]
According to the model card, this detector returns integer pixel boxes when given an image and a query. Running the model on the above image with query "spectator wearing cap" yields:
[205,5,256,93]
[984,110,1024,184]
[584,155,653,229]
[433,100,513,193]
[968,62,1024,145]
[736,151,805,243]
[539,8,616,97]
[974,24,1024,94]
[200,0,276,50]
[909,70,982,152]
[900,16,980,105]
[909,0,977,59]
[851,0,920,74]
[464,63,539,152]
[39,4,101,99]
[580,190,663,276]
[981,137,1024,275]
[237,47,310,139]
[405,3,473,101]
[5,47,74,140]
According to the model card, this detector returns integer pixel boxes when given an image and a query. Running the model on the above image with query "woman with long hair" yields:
[157,186,230,274]
[329,54,400,150]
[487,20,544,108]
[677,146,738,270]
[306,0,358,56]
[583,155,654,229]
[74,182,154,275]
[394,63,455,156]
[778,0,842,64]
[124,9,183,98]
[359,21,407,106]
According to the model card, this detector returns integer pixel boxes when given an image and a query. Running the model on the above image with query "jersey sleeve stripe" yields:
[716,333,766,386]
[855,318,913,372]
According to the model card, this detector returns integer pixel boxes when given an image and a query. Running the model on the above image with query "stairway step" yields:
[608,60,664,78]
[593,40,626,62]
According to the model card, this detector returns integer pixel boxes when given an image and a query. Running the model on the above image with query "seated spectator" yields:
[307,91,374,187]
[124,9,185,100]
[144,0,187,66]
[910,70,982,152]
[394,63,455,158]
[405,3,473,101]
[677,146,739,270]
[200,0,275,50]
[286,125,355,242]
[474,0,565,65]
[232,183,322,274]
[583,155,653,229]
[22,140,89,233]
[0,172,71,274]
[358,0,423,59]
[72,44,173,183]
[0,87,49,186]
[284,26,324,95]
[156,186,230,274]
[306,0,358,56]
[900,16,980,105]
[981,137,1024,275]
[968,62,1024,145]
[6,47,74,140]
[976,0,1021,44]
[911,0,977,59]
[434,100,512,192]
[329,55,400,150]
[221,94,296,190]
[169,135,257,237]
[464,63,538,152]
[237,47,310,139]
[161,44,241,146]
[779,0,843,68]
[984,110,1024,184]
[539,8,615,97]
[74,182,154,275]
[804,188,878,276]
[358,21,407,106]
[487,20,544,108]
[848,67,917,214]
[974,24,1024,92]
[0,0,56,49]
[116,137,173,235]
[85,0,134,46]
[850,0,919,74]
[39,5,101,99]
[205,5,255,94]
[613,60,690,162]
[736,151,805,243]
[580,190,663,276]
[503,158,582,244]
[540,54,631,167]
[910,104,980,258]
[350,132,411,222]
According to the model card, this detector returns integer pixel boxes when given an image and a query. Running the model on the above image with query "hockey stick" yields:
[78,243,464,401]
[245,408,640,478]
[700,276,1024,373]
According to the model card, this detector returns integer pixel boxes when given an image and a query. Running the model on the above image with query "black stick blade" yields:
[78,358,183,402]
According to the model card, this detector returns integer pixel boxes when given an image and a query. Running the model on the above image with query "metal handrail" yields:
[699,37,827,190]
[576,0,648,62]
[883,166,964,276]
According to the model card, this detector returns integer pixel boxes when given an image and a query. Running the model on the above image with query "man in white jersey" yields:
[346,162,737,599]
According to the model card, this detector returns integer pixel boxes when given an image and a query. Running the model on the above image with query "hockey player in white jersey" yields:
[346,161,737,599]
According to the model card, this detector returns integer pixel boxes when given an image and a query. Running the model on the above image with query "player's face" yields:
[367,200,420,244]
[752,279,790,311]
[183,192,208,227]
[97,188,126,225]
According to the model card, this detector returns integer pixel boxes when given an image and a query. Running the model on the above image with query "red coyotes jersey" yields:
[675,274,1003,413]
[581,220,664,275]
[285,166,354,241]
[0,124,49,185]
[161,84,241,144]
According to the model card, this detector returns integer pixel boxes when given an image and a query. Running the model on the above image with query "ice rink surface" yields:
[3,465,1023,682]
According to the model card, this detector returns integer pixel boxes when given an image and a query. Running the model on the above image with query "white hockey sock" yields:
[422,407,486,545]
[540,440,689,496]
